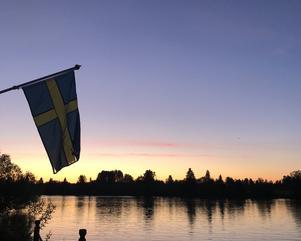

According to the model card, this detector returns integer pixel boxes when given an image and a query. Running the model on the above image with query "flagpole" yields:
[0,64,81,95]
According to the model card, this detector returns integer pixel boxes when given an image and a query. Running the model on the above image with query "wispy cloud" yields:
[90,152,213,158]
[88,139,192,148]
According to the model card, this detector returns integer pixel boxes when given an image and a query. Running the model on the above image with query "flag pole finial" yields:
[74,64,81,70]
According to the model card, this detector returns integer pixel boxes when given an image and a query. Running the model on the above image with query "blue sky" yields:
[0,1,300,181]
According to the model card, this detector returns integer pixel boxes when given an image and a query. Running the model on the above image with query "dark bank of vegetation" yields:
[38,169,301,198]
[1,153,300,199]
[0,153,55,241]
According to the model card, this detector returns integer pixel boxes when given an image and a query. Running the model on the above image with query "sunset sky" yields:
[0,1,300,182]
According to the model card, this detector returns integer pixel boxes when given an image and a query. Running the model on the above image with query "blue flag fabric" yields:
[22,71,80,173]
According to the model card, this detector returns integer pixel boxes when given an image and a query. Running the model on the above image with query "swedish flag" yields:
[22,70,80,173]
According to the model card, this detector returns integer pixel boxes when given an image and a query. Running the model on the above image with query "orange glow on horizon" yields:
[7,151,292,184]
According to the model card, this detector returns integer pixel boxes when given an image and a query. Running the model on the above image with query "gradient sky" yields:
[0,0,300,182]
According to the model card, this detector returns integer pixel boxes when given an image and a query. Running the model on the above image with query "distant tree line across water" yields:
[1,153,301,198]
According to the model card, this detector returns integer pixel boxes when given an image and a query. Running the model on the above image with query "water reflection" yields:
[225,199,246,218]
[285,199,301,229]
[76,196,86,220]
[95,196,123,218]
[61,195,66,213]
[204,200,214,225]
[43,197,301,241]
[76,196,85,208]
[141,197,155,222]
[255,199,275,219]
[183,199,196,226]
[135,196,155,229]
[181,199,247,226]
[218,200,225,221]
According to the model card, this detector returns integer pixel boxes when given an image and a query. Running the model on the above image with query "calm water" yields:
[41,196,301,241]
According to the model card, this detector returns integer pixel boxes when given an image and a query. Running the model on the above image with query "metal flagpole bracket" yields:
[0,65,82,95]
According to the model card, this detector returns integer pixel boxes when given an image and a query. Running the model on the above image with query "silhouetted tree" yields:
[0,154,22,182]
[37,178,44,184]
[166,175,174,184]
[243,178,249,184]
[185,168,196,184]
[136,175,143,182]
[225,177,234,185]
[97,171,107,183]
[216,174,224,184]
[77,175,87,184]
[123,174,134,183]
[199,170,213,183]
[282,170,301,197]
[23,172,36,184]
[115,170,123,182]
[204,170,211,182]
[142,170,156,183]
[256,178,264,184]
[290,170,301,179]
[283,170,301,185]
[96,170,124,183]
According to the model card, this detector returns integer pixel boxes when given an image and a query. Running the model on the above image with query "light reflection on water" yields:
[41,196,301,241]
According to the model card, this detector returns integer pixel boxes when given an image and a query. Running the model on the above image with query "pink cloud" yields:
[90,152,213,158]
[87,139,190,148]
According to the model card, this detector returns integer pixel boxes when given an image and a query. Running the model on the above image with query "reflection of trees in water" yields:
[75,196,86,220]
[183,199,216,227]
[285,199,301,230]
[218,200,225,221]
[144,197,155,221]
[198,199,217,236]
[167,197,174,216]
[183,199,248,227]
[77,196,85,208]
[119,197,133,218]
[95,197,123,218]
[136,196,155,223]
[225,199,246,220]
[204,200,214,225]
[254,199,275,219]
[183,198,197,226]
[75,196,94,221]
[61,195,66,213]
[87,196,93,219]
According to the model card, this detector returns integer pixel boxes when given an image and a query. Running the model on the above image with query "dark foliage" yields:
[0,153,54,241]
[7,167,297,198]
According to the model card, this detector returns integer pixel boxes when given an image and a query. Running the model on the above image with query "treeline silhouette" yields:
[36,168,300,198]
[1,153,301,198]
[0,153,54,241]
